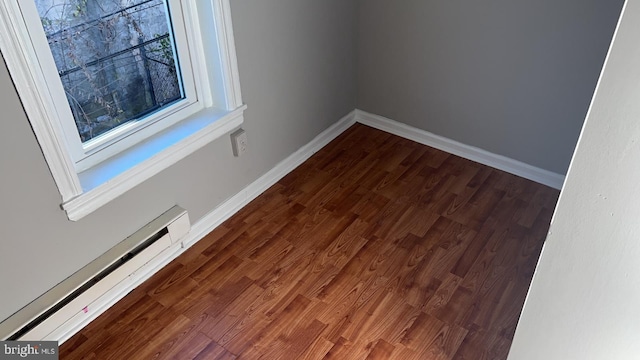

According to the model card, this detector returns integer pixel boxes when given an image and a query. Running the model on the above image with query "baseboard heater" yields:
[0,206,190,341]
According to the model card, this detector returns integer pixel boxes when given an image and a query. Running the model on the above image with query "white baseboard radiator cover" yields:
[0,206,190,342]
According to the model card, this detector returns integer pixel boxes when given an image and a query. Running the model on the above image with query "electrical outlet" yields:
[231,129,248,157]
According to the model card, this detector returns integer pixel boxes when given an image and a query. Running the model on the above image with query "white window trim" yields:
[0,0,245,221]
[19,0,205,173]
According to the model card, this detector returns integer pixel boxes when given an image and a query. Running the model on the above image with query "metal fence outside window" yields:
[36,0,182,142]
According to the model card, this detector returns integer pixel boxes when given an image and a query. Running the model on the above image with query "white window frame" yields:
[22,0,203,172]
[0,0,245,221]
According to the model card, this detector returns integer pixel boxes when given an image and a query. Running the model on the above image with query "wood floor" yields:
[60,124,559,359]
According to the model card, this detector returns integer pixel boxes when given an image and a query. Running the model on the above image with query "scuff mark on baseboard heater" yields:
[1,206,190,341]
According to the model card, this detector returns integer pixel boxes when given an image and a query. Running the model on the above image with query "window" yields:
[30,0,200,172]
[0,0,245,220]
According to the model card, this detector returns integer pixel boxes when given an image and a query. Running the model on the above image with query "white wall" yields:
[0,0,356,325]
[508,2,640,359]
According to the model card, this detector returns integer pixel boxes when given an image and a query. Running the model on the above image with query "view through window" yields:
[34,0,184,143]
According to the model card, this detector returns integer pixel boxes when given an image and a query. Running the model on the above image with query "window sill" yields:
[61,105,246,221]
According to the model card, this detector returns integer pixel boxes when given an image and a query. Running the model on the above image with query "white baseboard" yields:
[354,110,565,190]
[50,110,356,344]
[184,110,357,246]
[48,106,561,343]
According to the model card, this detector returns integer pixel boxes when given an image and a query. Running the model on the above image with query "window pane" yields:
[34,0,184,143]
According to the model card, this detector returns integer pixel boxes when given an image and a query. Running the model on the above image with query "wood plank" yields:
[366,339,396,359]
[299,336,335,360]
[61,124,558,359]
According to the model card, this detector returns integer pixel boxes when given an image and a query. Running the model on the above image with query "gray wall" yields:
[509,1,640,358]
[357,0,623,174]
[0,0,356,323]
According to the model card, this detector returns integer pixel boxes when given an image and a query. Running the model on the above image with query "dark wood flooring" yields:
[60,124,559,359]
